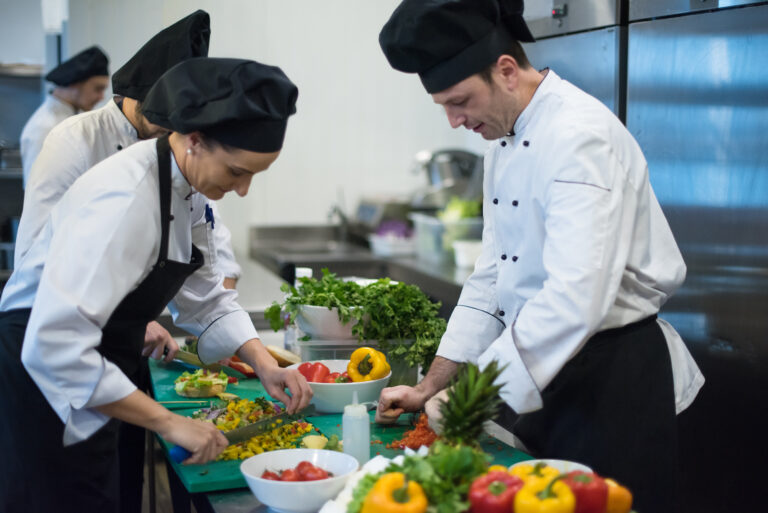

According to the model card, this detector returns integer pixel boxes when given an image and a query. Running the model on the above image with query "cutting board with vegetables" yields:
[150,359,326,493]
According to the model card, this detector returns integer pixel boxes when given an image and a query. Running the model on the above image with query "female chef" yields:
[0,57,310,512]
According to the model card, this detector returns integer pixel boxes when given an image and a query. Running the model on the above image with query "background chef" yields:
[375,2,704,512]
[0,57,311,512]
[12,12,236,510]
[19,45,109,186]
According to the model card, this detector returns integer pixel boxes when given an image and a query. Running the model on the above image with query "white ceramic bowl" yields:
[295,305,359,339]
[241,448,359,513]
[289,359,391,413]
[510,459,593,474]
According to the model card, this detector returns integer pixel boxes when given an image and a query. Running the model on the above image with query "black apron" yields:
[0,135,203,513]
[496,314,678,513]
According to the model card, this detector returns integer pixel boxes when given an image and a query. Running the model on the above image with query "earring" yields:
[186,148,192,155]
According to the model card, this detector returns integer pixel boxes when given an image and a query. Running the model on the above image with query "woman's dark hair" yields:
[198,132,235,153]
[478,40,532,84]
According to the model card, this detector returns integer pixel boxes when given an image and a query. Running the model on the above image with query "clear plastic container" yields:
[409,212,483,263]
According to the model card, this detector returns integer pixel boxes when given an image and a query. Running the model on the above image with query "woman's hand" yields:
[258,365,313,414]
[158,413,229,465]
[236,338,313,414]
[143,321,178,362]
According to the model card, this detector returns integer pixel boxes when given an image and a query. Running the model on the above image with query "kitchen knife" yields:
[172,349,224,372]
[169,404,317,463]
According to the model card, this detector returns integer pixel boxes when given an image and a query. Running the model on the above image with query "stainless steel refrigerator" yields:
[627,2,768,511]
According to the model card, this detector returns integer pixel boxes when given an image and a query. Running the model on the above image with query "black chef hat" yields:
[45,46,109,86]
[142,58,298,152]
[379,0,534,94]
[112,9,210,102]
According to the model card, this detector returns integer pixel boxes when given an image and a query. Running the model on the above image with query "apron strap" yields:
[155,135,172,265]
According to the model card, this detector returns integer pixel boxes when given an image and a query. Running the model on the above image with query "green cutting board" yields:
[149,360,530,493]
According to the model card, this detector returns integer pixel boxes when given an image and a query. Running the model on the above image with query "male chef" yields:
[20,46,109,186]
[375,2,704,512]
[12,10,236,513]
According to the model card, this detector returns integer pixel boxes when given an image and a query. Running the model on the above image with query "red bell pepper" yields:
[469,471,525,513]
[562,471,608,513]
[324,372,341,383]
[298,362,330,382]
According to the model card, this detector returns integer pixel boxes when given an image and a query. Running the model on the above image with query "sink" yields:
[250,225,369,257]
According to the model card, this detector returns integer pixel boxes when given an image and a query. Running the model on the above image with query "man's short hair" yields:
[478,40,532,84]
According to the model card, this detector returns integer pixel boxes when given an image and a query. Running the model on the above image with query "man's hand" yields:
[258,366,313,414]
[375,356,460,424]
[375,385,431,424]
[143,321,178,362]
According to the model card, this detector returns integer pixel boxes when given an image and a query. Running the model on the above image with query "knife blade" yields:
[168,404,317,463]
[173,349,224,372]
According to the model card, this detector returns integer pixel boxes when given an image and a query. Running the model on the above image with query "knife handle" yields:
[169,445,192,463]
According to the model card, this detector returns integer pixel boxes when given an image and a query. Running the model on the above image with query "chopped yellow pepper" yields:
[348,347,391,382]
[361,472,428,513]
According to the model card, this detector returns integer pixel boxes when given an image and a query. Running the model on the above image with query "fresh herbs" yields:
[265,269,445,371]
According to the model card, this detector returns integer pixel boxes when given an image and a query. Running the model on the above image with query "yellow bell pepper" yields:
[514,476,575,513]
[348,347,391,382]
[487,464,509,474]
[361,472,428,513]
[511,462,561,486]
[604,478,633,513]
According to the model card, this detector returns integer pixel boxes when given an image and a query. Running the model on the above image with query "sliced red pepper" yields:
[468,471,524,513]
[562,471,609,513]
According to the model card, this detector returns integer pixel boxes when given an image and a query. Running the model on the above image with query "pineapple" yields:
[437,360,505,447]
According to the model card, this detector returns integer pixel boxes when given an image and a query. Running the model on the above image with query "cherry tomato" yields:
[301,466,329,481]
[260,471,280,480]
[295,461,314,478]
[279,468,300,481]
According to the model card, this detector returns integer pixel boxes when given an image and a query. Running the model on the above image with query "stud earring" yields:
[186,148,192,155]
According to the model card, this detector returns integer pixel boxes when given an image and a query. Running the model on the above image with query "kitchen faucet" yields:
[327,204,349,242]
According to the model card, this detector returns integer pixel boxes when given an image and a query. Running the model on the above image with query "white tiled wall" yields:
[67,0,492,255]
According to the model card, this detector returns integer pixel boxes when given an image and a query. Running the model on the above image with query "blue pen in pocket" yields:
[204,203,215,229]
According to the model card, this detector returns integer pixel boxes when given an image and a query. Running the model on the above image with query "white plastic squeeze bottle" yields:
[343,390,370,466]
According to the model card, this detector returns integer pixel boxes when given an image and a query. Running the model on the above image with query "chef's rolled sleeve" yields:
[197,310,259,363]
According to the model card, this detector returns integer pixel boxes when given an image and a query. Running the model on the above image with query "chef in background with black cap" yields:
[0,56,309,512]
[20,45,109,186]
[376,1,704,512]
[13,12,226,510]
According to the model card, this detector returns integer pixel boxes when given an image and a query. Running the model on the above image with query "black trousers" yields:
[0,309,120,513]
[496,315,677,513]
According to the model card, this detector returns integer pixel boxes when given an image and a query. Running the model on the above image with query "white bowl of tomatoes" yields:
[290,359,391,413]
[240,448,359,513]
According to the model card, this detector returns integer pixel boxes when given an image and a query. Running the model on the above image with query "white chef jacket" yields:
[0,139,258,444]
[14,98,241,281]
[20,94,77,187]
[437,70,704,415]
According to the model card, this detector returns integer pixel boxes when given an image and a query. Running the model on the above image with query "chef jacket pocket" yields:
[545,180,611,270]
